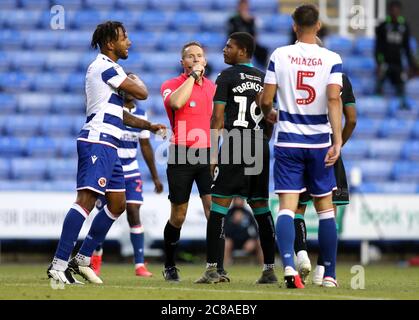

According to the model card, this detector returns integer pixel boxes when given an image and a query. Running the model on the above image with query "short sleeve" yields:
[341,74,356,106]
[160,79,180,108]
[102,64,127,89]
[327,53,343,87]
[213,71,230,104]
[264,51,278,85]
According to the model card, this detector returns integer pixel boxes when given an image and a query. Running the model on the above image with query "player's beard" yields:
[117,48,129,60]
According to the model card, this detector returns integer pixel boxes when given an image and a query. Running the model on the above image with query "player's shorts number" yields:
[135,179,142,193]
[233,96,263,128]
[296,71,316,105]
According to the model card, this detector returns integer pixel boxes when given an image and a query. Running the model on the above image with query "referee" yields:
[160,42,216,281]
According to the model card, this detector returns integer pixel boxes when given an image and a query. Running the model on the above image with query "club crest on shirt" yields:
[190,101,196,107]
[98,177,107,188]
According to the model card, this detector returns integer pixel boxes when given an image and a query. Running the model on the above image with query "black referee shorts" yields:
[299,156,349,206]
[166,145,212,204]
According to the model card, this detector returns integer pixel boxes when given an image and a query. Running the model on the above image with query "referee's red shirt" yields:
[161,73,215,148]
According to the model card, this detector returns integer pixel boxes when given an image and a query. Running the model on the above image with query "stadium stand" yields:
[0,0,418,195]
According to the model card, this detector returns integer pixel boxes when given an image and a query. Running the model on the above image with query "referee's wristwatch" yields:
[189,71,200,81]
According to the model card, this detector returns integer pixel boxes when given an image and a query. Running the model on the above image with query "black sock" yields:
[317,253,324,266]
[164,221,181,268]
[294,217,308,253]
[217,236,225,273]
[206,211,225,267]
[255,212,276,265]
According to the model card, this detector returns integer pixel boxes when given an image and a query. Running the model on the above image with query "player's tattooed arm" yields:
[123,110,166,136]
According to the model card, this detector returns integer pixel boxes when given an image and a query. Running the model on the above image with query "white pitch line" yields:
[2,283,390,300]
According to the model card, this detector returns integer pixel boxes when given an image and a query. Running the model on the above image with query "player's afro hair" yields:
[91,21,126,50]
[229,32,255,58]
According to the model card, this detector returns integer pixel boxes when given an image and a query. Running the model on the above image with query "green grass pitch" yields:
[1,263,418,300]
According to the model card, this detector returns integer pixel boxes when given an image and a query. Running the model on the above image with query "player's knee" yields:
[170,214,186,228]
[107,201,126,217]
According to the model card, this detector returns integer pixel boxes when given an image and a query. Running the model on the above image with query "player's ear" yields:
[292,23,298,34]
[316,21,322,33]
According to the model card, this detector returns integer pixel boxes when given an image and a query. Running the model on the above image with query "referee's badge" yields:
[190,101,196,108]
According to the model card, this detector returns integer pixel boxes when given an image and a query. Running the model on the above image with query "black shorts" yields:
[299,156,349,206]
[211,137,270,202]
[166,145,212,204]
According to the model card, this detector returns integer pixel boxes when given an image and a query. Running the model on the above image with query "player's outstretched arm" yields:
[123,110,166,136]
[140,138,163,193]
[118,74,148,100]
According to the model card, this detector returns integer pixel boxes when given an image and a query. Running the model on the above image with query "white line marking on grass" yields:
[2,283,389,300]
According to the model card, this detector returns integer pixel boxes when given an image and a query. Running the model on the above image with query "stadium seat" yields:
[356,96,388,118]
[118,53,146,73]
[46,180,76,191]
[324,36,353,56]
[3,115,41,137]
[143,53,180,73]
[128,32,160,51]
[40,116,75,137]
[356,160,393,183]
[181,0,214,11]
[33,73,68,92]
[10,51,46,72]
[0,0,17,9]
[157,32,195,51]
[368,140,402,161]
[20,0,50,9]
[350,118,380,139]
[0,159,10,180]
[57,138,77,158]
[194,32,225,51]
[70,10,102,30]
[201,11,230,33]
[25,30,62,50]
[206,53,228,74]
[0,94,17,115]
[342,139,370,160]
[343,56,375,78]
[100,10,140,30]
[46,52,81,72]
[115,0,148,10]
[262,14,293,33]
[140,73,174,93]
[388,97,419,119]
[59,31,92,51]
[378,119,414,139]
[249,0,279,13]
[401,141,419,161]
[66,72,85,93]
[358,182,418,194]
[4,10,42,29]
[213,0,238,10]
[137,11,172,31]
[17,94,52,114]
[0,30,25,50]
[411,121,419,139]
[26,137,58,158]
[258,33,290,52]
[0,137,26,157]
[0,72,32,92]
[72,115,86,135]
[50,0,83,10]
[171,12,203,31]
[52,95,85,115]
[10,158,47,181]
[47,159,77,180]
[393,161,419,182]
[79,52,98,71]
[149,0,182,11]
[85,0,117,10]
[354,36,375,56]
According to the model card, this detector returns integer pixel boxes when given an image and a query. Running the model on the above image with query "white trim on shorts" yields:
[310,187,337,197]
[275,188,307,194]
[105,188,126,192]
[126,200,143,204]
[77,138,118,150]
[77,186,105,195]
[124,173,141,179]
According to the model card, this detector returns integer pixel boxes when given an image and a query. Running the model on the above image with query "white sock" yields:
[75,253,91,267]
[93,248,103,257]
[52,257,68,271]
[135,263,145,269]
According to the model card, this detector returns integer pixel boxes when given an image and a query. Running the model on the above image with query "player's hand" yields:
[192,64,205,78]
[324,144,341,167]
[153,178,163,194]
[150,123,167,139]
[265,109,277,125]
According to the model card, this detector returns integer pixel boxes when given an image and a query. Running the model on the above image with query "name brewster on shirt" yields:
[161,304,257,317]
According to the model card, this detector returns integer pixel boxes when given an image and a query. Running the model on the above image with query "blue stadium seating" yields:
[33,73,68,92]
[40,116,76,137]
[358,182,418,194]
[194,32,225,50]
[388,97,419,119]
[47,159,77,180]
[128,32,160,51]
[157,32,195,51]
[393,161,419,182]
[401,141,419,161]
[201,12,229,33]
[258,33,290,52]
[325,36,353,56]
[378,119,414,139]
[342,139,370,160]
[46,52,82,72]
[171,12,203,31]
[10,158,47,180]
[26,137,57,158]
[0,137,26,157]
[20,0,50,9]
[119,53,146,73]
[57,138,77,158]
[85,0,117,10]
[249,0,279,13]
[356,160,394,183]
[213,0,237,11]
[406,78,419,99]
[137,11,172,31]
[0,94,17,115]
[115,0,148,10]
[354,36,375,56]
[3,115,41,137]
[25,30,62,50]
[143,53,180,73]
[181,0,214,11]
[0,72,32,92]
[351,118,380,139]
[66,72,85,93]
[343,56,375,78]
[70,10,103,30]
[4,10,42,29]
[52,95,85,115]
[356,96,388,118]
[368,140,402,161]
[17,94,52,114]
[262,14,293,33]
[149,0,182,11]
[0,52,10,72]
[50,0,83,10]
[59,31,92,50]
[72,116,86,135]
[0,159,10,179]
[0,0,17,9]
[11,51,46,72]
